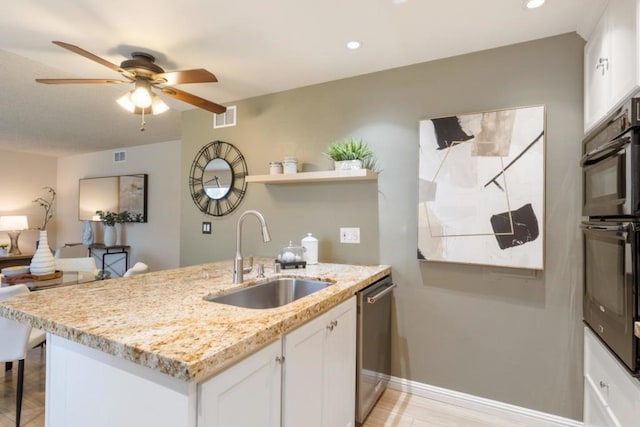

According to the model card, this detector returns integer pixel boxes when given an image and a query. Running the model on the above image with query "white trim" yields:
[387,376,583,427]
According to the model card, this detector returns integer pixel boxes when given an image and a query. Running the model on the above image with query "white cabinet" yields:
[198,297,357,427]
[198,339,282,427]
[283,297,357,427]
[584,0,639,132]
[583,327,640,427]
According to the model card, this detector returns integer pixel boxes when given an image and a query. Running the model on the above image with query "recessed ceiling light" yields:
[392,0,408,4]
[525,0,545,8]
[346,41,361,50]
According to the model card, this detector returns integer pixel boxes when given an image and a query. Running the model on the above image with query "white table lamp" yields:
[0,215,29,255]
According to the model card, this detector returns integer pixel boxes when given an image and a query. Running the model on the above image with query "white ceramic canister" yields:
[283,156,298,174]
[301,233,318,264]
[269,161,283,175]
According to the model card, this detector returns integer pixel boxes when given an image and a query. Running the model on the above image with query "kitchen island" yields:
[0,260,390,427]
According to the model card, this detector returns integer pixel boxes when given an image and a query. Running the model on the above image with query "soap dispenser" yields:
[301,233,318,265]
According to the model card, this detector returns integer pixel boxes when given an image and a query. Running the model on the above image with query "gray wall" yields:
[180,33,584,419]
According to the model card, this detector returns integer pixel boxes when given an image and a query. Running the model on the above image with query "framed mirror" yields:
[78,174,148,222]
[189,141,248,216]
[203,158,232,199]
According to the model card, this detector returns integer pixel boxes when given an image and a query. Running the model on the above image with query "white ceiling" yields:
[0,0,606,157]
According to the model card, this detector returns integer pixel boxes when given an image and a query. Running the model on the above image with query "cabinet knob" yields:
[599,380,609,390]
[326,320,338,331]
[275,356,285,365]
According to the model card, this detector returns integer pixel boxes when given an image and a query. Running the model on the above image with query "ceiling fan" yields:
[36,41,227,126]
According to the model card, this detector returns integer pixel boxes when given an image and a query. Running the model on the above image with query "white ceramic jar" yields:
[269,162,283,175]
[283,156,298,174]
[301,233,318,264]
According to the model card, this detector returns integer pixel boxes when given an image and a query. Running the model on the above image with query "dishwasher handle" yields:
[366,282,397,304]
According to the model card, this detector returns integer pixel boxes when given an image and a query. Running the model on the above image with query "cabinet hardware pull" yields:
[326,324,334,331]
[599,380,609,390]
[275,356,285,364]
[596,57,609,76]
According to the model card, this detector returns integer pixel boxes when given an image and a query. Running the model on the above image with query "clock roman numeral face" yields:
[189,141,248,217]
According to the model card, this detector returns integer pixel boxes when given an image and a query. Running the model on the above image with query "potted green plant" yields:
[96,211,142,246]
[325,138,376,171]
[0,243,8,256]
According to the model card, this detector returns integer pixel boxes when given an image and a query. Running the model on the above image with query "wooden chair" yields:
[0,285,46,427]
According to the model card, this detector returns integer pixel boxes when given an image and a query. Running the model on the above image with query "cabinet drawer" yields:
[584,327,640,427]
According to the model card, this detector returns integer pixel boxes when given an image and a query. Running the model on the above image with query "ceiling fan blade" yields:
[152,69,218,85]
[51,41,134,79]
[36,78,128,84]
[160,87,227,114]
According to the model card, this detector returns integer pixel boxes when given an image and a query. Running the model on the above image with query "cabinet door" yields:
[323,297,357,427]
[283,307,327,427]
[585,12,609,132]
[198,340,281,427]
[608,0,638,107]
[584,378,617,427]
[283,297,358,427]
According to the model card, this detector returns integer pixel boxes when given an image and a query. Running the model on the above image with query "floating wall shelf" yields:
[246,169,378,184]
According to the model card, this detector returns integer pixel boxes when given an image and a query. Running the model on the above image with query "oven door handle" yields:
[580,223,630,233]
[580,136,630,167]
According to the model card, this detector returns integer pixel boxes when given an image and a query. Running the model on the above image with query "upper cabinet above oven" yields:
[584,0,639,133]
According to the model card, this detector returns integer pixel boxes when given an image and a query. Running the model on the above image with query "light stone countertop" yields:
[636,321,640,339]
[0,260,390,383]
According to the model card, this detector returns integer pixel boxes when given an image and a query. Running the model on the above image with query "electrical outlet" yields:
[340,227,360,244]
[202,222,212,234]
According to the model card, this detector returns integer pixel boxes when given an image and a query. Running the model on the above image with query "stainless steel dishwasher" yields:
[356,275,396,424]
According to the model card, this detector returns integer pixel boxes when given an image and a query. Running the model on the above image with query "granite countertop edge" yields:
[0,260,391,383]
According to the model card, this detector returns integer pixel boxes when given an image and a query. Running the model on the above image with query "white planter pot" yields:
[104,225,117,247]
[334,160,363,170]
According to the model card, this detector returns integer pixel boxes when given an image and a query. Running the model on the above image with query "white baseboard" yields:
[386,376,583,427]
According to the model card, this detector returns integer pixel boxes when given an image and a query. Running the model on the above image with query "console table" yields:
[0,254,33,270]
[88,244,130,278]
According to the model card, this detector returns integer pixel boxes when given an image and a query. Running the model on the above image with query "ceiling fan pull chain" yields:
[140,109,146,132]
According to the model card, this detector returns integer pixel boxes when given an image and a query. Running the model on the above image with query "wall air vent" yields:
[113,150,126,163]
[213,105,237,128]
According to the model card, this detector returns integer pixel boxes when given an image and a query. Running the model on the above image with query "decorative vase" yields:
[334,159,363,170]
[116,223,124,246]
[104,225,117,247]
[30,230,56,276]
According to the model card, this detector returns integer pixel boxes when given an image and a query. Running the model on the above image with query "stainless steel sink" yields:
[205,277,332,309]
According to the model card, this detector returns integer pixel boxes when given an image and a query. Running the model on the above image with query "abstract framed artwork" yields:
[417,105,545,270]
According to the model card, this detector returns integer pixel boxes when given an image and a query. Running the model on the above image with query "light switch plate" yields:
[340,227,360,244]
[202,222,212,234]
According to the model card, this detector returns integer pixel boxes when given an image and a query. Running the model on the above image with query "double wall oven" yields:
[581,95,640,376]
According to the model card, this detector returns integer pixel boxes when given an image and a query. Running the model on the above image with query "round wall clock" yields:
[189,141,248,216]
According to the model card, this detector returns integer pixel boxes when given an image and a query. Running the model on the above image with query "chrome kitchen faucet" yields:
[233,210,271,284]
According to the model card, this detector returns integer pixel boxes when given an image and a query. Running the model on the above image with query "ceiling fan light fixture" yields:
[116,92,136,113]
[150,93,169,115]
[130,80,152,108]
[117,85,168,115]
